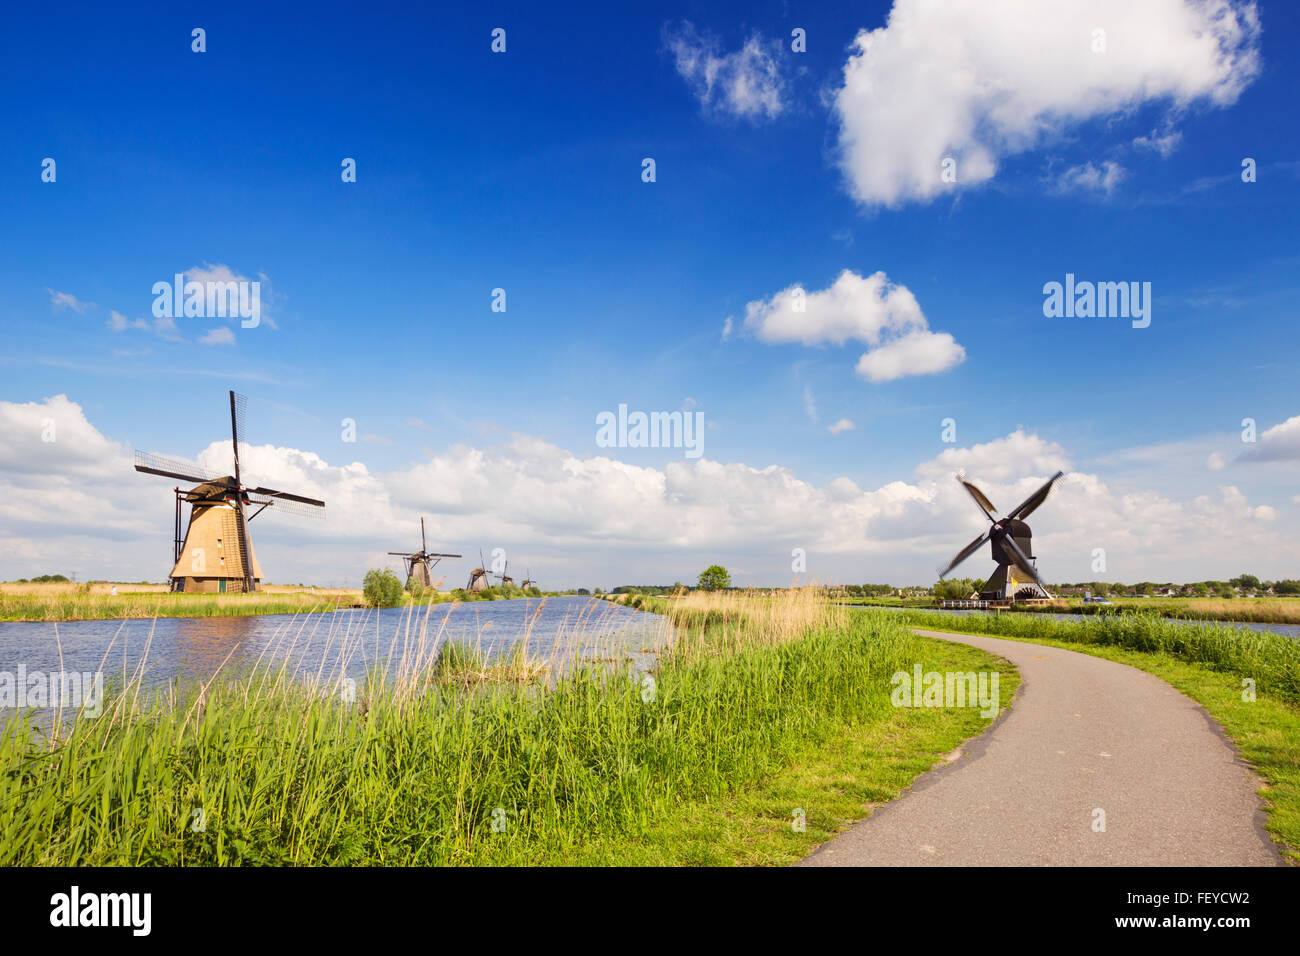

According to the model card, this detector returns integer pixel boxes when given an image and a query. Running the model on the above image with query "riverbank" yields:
[0,581,578,622]
[0,584,361,621]
[889,608,1300,863]
[838,595,1300,625]
[0,588,1012,865]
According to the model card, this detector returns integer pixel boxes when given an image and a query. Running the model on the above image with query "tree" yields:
[1274,580,1300,595]
[1091,581,1110,597]
[1230,574,1260,591]
[697,565,731,591]
[362,569,404,608]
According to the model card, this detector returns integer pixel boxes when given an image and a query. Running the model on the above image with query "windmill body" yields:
[388,517,460,591]
[134,391,326,593]
[938,471,1065,604]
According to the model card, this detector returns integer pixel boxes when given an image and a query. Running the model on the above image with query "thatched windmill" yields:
[520,568,537,590]
[466,550,492,592]
[133,390,325,593]
[495,559,514,589]
[389,517,460,590]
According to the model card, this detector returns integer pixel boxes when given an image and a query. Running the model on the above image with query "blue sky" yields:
[1,0,1297,588]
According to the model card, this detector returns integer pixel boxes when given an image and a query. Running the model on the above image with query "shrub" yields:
[362,569,404,608]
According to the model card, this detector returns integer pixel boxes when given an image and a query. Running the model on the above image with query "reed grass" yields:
[0,588,928,865]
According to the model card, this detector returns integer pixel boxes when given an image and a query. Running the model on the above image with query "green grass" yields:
[895,608,1300,702]
[0,593,1012,866]
[0,590,361,622]
[893,609,1300,864]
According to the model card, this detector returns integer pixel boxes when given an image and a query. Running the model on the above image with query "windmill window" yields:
[220,556,225,566]
[217,538,222,548]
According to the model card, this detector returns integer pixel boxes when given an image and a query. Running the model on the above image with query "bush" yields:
[362,569,404,608]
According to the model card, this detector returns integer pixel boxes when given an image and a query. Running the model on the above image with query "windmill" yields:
[133,390,326,593]
[937,471,1065,603]
[466,550,492,592]
[388,517,460,590]
[519,568,537,591]
[494,559,514,589]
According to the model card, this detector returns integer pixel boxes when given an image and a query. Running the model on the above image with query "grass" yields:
[0,580,364,622]
[0,588,1012,866]
[894,608,1300,702]
[891,608,1300,864]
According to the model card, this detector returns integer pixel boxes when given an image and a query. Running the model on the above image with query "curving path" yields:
[799,629,1282,866]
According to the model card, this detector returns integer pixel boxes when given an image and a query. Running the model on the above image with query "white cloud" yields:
[833,0,1261,207]
[1238,415,1300,463]
[721,316,733,341]
[1207,451,1227,470]
[854,331,966,384]
[828,418,856,435]
[743,270,965,382]
[2,396,1295,587]
[199,327,236,347]
[107,310,148,332]
[665,21,785,121]
[47,289,91,313]
[1057,161,1126,195]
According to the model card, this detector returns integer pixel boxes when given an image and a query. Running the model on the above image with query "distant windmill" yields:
[495,559,514,589]
[937,471,1065,602]
[133,390,326,593]
[388,517,460,590]
[466,550,492,592]
[519,568,537,591]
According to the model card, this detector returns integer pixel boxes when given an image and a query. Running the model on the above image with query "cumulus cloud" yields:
[833,0,1261,206]
[828,418,856,435]
[1238,414,1300,463]
[2,396,1294,587]
[743,270,965,383]
[664,21,785,121]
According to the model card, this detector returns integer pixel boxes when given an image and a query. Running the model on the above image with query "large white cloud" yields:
[1,396,1295,587]
[833,0,1261,207]
[742,270,966,382]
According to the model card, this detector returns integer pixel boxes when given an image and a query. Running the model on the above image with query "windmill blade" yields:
[421,517,428,555]
[134,450,223,485]
[937,530,990,579]
[958,476,997,522]
[248,486,325,506]
[230,494,255,593]
[254,496,325,519]
[426,552,461,558]
[388,552,418,557]
[1006,471,1066,521]
[229,391,247,487]
[1000,533,1043,587]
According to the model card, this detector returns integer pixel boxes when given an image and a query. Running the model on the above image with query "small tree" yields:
[697,565,731,591]
[363,569,404,608]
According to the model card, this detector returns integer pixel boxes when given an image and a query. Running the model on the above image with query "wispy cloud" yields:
[664,21,785,122]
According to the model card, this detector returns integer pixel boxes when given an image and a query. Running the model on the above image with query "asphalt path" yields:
[799,629,1282,866]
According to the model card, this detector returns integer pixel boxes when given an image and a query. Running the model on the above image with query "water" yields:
[849,604,1300,639]
[0,597,670,722]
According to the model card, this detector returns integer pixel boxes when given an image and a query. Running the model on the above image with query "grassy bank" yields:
[0,587,361,622]
[836,595,1300,625]
[891,608,1300,863]
[0,590,1011,865]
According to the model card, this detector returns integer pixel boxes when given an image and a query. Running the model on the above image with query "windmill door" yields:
[219,579,226,594]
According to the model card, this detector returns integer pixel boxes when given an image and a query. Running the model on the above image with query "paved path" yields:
[800,629,1281,866]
